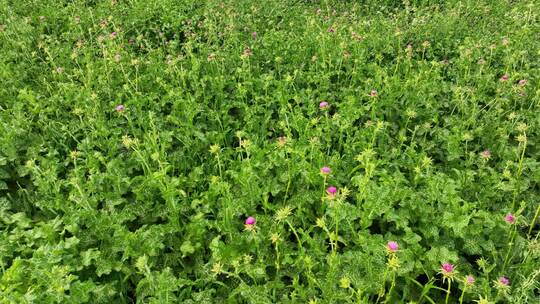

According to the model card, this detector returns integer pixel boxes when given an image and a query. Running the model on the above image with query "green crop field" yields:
[1,0,539,303]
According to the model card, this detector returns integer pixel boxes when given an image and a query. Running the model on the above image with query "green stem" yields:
[216,153,222,178]
[334,214,339,254]
[528,203,540,238]
[445,280,451,304]
[502,226,517,271]
[512,139,527,210]
[376,267,388,303]
[384,272,396,304]
[286,220,303,252]
[459,285,467,304]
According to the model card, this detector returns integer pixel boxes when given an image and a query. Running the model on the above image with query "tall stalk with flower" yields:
[378,241,400,303]
[440,262,457,304]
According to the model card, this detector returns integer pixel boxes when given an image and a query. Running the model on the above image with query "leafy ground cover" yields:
[1,0,539,303]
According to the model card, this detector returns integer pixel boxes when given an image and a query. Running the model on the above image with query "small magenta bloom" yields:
[498,276,510,286]
[518,79,527,86]
[440,262,457,281]
[320,166,331,174]
[110,31,117,38]
[326,186,337,196]
[504,213,515,224]
[465,275,475,285]
[370,90,378,97]
[500,74,509,81]
[441,263,454,274]
[245,216,256,225]
[327,27,335,33]
[115,104,125,112]
[319,101,329,109]
[386,241,398,253]
[251,31,257,39]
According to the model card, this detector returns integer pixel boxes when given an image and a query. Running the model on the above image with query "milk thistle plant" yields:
[0,0,539,303]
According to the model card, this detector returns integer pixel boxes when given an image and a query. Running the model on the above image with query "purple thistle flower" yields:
[251,31,257,39]
[500,74,509,81]
[245,216,256,225]
[465,275,475,285]
[327,27,335,33]
[386,241,398,253]
[370,90,378,97]
[504,213,515,224]
[110,31,117,38]
[319,101,329,109]
[498,276,510,286]
[518,79,527,86]
[441,263,454,274]
[320,166,331,174]
[326,186,337,196]
[115,104,125,112]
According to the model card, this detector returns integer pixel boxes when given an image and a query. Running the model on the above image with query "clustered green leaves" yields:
[0,0,539,303]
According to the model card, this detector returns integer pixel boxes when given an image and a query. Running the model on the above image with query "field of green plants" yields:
[1,0,539,303]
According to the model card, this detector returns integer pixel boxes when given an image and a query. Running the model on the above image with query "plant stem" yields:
[502,225,517,271]
[445,280,451,304]
[528,203,540,238]
[384,272,396,304]
[459,286,467,304]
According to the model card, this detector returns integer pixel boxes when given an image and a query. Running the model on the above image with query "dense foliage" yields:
[1,0,539,303]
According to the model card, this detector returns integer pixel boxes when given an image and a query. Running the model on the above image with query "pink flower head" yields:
[370,90,378,97]
[320,166,331,174]
[115,104,125,112]
[326,186,337,196]
[498,276,510,286]
[441,263,455,274]
[465,275,475,285]
[245,216,256,225]
[504,213,515,224]
[480,149,491,159]
[500,74,509,81]
[319,101,329,109]
[518,79,527,86]
[386,241,399,253]
[327,27,335,33]
[251,31,257,39]
[110,31,117,38]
